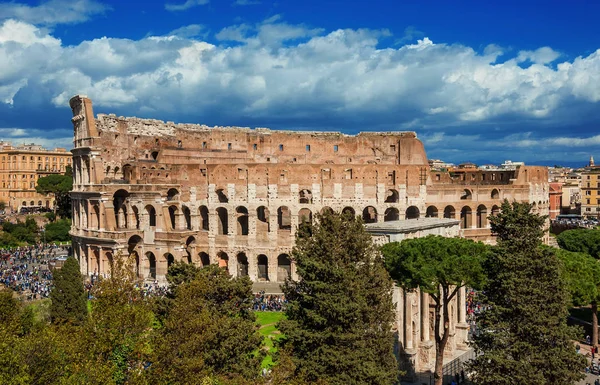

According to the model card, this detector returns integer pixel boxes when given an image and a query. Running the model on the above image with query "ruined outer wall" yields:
[69,95,549,281]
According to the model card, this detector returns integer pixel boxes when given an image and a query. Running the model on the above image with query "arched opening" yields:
[278,206,291,230]
[216,207,228,235]
[168,205,178,230]
[199,206,209,231]
[218,252,229,273]
[216,189,228,203]
[443,205,455,219]
[460,189,472,200]
[146,252,156,279]
[257,254,269,281]
[113,189,129,229]
[145,205,156,227]
[385,189,399,203]
[165,253,175,268]
[299,208,312,223]
[491,189,500,199]
[426,206,439,218]
[92,205,100,230]
[342,207,356,218]
[182,206,192,230]
[460,206,472,229]
[37,200,42,206]
[167,188,179,201]
[185,236,196,264]
[406,206,420,219]
[491,205,500,216]
[257,206,270,234]
[236,206,249,235]
[127,235,143,278]
[132,206,140,229]
[362,206,377,223]
[237,252,249,277]
[384,207,399,221]
[277,254,291,281]
[299,189,313,204]
[199,252,210,267]
[476,205,487,228]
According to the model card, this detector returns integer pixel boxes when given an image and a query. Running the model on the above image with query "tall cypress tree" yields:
[50,257,87,325]
[468,201,585,384]
[279,211,398,385]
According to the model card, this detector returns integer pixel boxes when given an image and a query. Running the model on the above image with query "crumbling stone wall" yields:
[68,95,549,281]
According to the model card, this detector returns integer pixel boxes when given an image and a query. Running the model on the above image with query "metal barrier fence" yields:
[411,349,477,385]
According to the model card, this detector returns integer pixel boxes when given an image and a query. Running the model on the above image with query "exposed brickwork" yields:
[68,95,550,282]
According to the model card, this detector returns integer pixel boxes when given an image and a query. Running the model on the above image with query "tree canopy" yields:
[36,166,73,218]
[279,211,398,385]
[50,257,87,325]
[556,228,600,259]
[382,235,487,385]
[468,201,585,385]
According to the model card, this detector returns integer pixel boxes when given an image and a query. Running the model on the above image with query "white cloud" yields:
[165,0,209,12]
[0,0,109,26]
[1,17,600,161]
[517,46,561,64]
[166,24,208,39]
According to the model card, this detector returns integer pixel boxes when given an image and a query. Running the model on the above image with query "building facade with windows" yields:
[68,95,549,282]
[0,141,72,212]
[580,168,600,217]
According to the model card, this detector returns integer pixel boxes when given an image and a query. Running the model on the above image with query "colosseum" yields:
[69,95,549,283]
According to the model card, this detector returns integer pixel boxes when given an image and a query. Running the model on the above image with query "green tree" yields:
[36,165,73,218]
[0,289,34,384]
[279,211,398,385]
[557,228,600,347]
[44,218,72,243]
[50,257,87,325]
[85,253,154,385]
[468,201,585,385]
[149,263,263,384]
[557,228,600,259]
[381,235,487,385]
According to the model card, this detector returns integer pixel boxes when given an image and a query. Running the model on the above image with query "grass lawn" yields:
[256,311,286,368]
[26,298,51,323]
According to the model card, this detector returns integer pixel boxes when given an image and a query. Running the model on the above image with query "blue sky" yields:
[1,0,600,165]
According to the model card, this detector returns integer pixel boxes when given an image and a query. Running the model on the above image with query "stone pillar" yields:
[455,285,470,349]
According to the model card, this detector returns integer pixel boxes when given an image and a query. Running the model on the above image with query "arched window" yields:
[146,252,156,279]
[113,189,129,229]
[426,206,438,218]
[277,254,291,281]
[491,205,500,216]
[236,206,249,235]
[476,205,487,228]
[299,208,312,223]
[216,189,228,203]
[168,205,178,230]
[460,206,472,229]
[299,189,313,204]
[384,208,399,221]
[385,189,399,203]
[460,189,472,200]
[218,252,229,273]
[167,188,179,201]
[237,253,249,277]
[491,189,500,199]
[199,252,210,267]
[216,207,228,235]
[257,255,269,281]
[182,206,191,230]
[257,206,270,234]
[165,253,175,268]
[199,206,209,231]
[406,206,420,219]
[278,206,291,230]
[443,205,455,219]
[362,206,377,223]
[146,205,157,227]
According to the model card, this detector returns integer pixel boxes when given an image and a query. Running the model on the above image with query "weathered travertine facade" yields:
[69,95,549,283]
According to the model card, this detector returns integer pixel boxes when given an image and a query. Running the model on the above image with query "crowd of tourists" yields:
[253,291,287,311]
[0,244,68,301]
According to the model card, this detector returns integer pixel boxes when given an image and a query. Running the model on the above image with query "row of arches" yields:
[137,250,292,282]
[425,204,500,229]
